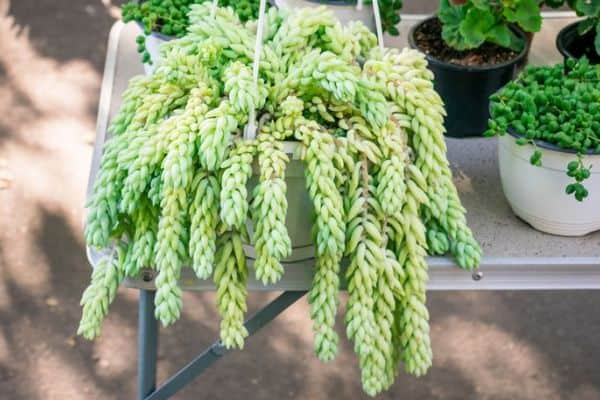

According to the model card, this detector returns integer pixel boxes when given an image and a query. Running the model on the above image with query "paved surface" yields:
[0,1,599,399]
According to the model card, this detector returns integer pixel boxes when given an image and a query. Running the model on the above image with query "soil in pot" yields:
[413,18,519,67]
[557,22,600,64]
[409,17,527,138]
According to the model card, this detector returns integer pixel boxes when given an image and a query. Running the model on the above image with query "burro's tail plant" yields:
[486,58,600,201]
[81,4,481,396]
[437,0,542,51]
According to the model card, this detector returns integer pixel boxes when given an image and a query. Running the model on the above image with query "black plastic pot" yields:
[408,17,528,138]
[556,21,600,65]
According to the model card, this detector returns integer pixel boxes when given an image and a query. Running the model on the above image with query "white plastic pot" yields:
[274,0,375,30]
[498,133,600,236]
[245,141,315,261]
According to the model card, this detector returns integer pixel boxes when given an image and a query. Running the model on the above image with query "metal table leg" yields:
[145,291,306,400]
[138,289,158,400]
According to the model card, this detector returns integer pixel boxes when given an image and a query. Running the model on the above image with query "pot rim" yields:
[556,20,583,60]
[506,127,600,156]
[408,16,529,72]
[133,0,175,41]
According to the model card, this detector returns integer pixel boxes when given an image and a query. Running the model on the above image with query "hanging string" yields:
[244,0,268,140]
[371,0,385,51]
[210,0,219,18]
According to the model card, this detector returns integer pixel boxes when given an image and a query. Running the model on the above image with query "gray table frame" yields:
[88,13,600,400]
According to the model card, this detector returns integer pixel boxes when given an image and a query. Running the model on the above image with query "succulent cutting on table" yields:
[80,5,481,396]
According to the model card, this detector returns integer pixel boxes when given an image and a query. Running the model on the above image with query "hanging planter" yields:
[80,4,482,396]
[245,142,315,262]
[487,59,600,236]
[408,0,541,138]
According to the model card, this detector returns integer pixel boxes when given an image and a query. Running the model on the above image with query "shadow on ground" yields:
[0,1,598,399]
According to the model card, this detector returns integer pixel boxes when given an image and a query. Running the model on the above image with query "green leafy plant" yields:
[122,0,267,64]
[365,0,404,35]
[437,0,542,51]
[81,5,481,396]
[545,0,600,55]
[486,58,600,201]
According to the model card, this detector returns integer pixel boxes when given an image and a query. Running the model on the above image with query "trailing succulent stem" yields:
[80,5,481,396]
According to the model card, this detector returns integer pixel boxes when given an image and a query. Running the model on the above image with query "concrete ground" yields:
[0,0,599,399]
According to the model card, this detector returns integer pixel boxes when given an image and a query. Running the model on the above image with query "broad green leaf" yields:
[471,0,490,10]
[437,0,465,27]
[438,0,473,49]
[486,24,512,48]
[459,6,497,48]
[442,24,472,50]
[574,0,600,16]
[503,0,542,32]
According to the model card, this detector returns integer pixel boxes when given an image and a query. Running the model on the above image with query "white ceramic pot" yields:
[498,133,600,236]
[140,29,172,75]
[274,0,375,30]
[245,141,315,261]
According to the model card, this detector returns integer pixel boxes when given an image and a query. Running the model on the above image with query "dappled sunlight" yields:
[91,317,137,379]
[450,167,475,194]
[434,315,559,399]
[32,350,113,399]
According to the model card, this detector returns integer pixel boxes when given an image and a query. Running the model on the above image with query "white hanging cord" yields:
[371,0,385,51]
[356,0,364,11]
[210,0,219,18]
[244,0,268,140]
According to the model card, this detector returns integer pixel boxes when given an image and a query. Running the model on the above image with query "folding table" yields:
[86,13,600,400]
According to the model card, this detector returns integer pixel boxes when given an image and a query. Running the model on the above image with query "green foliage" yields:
[437,0,542,51]
[486,58,600,201]
[363,0,404,35]
[82,5,481,395]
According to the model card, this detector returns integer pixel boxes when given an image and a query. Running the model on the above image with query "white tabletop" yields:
[87,15,600,291]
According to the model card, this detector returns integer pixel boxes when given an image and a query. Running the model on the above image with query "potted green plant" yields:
[273,0,403,34]
[550,0,600,63]
[81,4,481,396]
[408,0,542,137]
[486,58,600,236]
[122,0,266,73]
